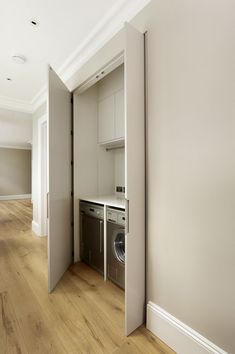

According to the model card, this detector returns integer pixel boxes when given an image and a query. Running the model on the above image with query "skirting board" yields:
[147,302,228,354]
[0,194,32,201]
[32,220,47,237]
[32,220,40,236]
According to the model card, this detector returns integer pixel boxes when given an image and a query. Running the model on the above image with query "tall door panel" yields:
[48,67,72,292]
[124,24,145,335]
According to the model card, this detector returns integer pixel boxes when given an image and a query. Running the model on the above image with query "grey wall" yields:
[132,1,235,353]
[0,108,32,149]
[0,148,31,196]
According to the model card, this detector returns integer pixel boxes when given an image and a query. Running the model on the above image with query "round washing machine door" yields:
[113,229,125,264]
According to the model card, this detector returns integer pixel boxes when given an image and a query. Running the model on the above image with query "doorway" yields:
[38,115,48,236]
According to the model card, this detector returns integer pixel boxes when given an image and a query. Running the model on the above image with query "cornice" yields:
[0,95,33,114]
[0,0,150,114]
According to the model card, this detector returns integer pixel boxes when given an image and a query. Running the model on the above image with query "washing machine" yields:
[107,207,125,289]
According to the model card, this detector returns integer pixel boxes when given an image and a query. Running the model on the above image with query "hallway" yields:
[0,200,174,354]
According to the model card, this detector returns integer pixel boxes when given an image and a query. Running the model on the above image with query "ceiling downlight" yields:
[12,55,27,64]
[30,18,39,27]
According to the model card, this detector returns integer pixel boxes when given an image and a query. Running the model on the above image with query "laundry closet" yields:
[47,23,145,335]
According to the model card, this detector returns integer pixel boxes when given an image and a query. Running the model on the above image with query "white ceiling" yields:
[0,0,150,112]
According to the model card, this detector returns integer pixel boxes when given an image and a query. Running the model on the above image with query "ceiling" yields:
[0,0,150,112]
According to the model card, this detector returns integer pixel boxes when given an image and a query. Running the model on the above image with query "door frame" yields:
[38,114,48,236]
[73,23,145,335]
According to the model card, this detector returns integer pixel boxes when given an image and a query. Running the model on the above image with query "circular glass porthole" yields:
[114,231,125,264]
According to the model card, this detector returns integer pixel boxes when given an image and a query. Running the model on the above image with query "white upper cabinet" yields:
[98,65,124,145]
[98,95,115,143]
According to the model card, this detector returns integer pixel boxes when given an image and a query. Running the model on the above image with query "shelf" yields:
[99,138,125,150]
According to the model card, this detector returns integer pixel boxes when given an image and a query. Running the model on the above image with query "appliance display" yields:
[107,207,125,289]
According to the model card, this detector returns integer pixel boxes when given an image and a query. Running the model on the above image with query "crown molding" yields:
[0,0,150,114]
[58,0,151,84]
[0,95,33,114]
[31,85,47,112]
[30,0,150,112]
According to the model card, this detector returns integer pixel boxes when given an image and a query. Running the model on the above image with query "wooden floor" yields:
[0,200,175,354]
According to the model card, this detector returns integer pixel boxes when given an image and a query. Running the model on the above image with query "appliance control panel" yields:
[80,202,104,219]
[107,208,125,226]
[107,211,118,223]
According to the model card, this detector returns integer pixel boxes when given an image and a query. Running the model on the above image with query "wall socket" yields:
[116,186,125,193]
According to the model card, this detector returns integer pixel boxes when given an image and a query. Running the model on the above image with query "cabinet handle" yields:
[100,220,103,252]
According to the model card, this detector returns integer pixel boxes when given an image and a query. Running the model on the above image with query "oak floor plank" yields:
[0,291,28,354]
[0,200,175,354]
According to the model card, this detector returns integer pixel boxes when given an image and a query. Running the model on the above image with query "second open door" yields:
[124,23,145,335]
[47,67,73,292]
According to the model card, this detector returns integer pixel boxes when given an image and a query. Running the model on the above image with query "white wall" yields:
[32,102,47,234]
[114,147,125,189]
[132,1,235,353]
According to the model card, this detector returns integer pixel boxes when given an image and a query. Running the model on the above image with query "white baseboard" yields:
[0,194,32,201]
[32,220,40,236]
[147,302,228,354]
[32,220,47,237]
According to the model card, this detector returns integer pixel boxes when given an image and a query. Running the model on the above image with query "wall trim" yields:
[0,194,32,201]
[31,86,47,112]
[0,144,32,150]
[0,0,150,114]
[147,302,228,354]
[0,95,33,113]
[32,220,47,237]
[32,220,40,236]
[58,0,151,84]
[30,0,151,111]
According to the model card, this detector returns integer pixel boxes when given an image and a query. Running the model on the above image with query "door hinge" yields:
[71,97,73,104]
[71,130,73,136]
[71,160,73,166]
[71,191,74,197]
[71,221,74,227]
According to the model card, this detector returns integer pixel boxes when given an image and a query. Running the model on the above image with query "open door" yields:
[124,23,145,335]
[48,67,72,292]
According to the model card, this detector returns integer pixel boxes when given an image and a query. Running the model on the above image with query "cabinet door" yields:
[124,24,145,335]
[48,67,72,292]
[115,89,124,139]
[98,95,115,143]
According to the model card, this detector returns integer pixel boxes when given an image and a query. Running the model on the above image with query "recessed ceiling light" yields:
[12,54,27,64]
[6,78,12,81]
[30,18,39,26]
